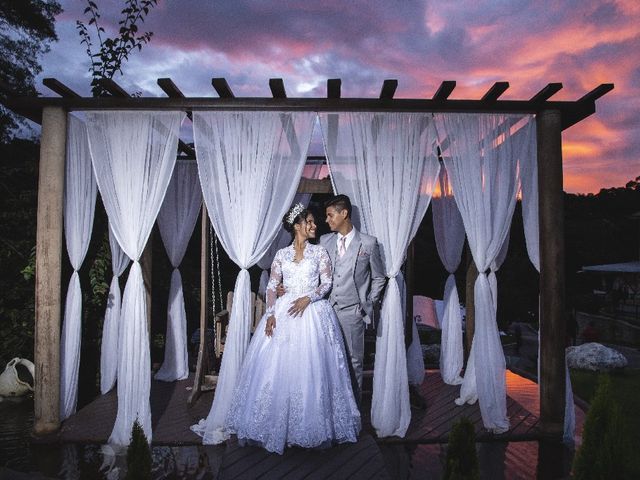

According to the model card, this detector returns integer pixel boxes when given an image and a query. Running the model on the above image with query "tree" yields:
[0,0,62,141]
[76,0,158,97]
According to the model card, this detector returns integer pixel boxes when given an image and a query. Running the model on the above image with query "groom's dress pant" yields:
[334,303,365,401]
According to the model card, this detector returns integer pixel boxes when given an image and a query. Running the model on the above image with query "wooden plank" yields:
[269,78,287,98]
[481,82,509,102]
[327,78,341,99]
[33,106,66,436]
[306,438,374,479]
[530,83,563,103]
[212,78,235,98]
[433,81,456,100]
[379,79,398,99]
[42,78,81,98]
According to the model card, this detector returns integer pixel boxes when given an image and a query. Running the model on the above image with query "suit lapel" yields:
[327,233,338,266]
[350,229,362,273]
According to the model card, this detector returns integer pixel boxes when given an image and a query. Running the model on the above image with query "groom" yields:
[320,195,386,400]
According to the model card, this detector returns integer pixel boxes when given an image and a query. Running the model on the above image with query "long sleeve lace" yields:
[308,247,332,302]
[265,250,283,316]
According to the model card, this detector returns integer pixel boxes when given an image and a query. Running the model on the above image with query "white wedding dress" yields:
[224,242,361,454]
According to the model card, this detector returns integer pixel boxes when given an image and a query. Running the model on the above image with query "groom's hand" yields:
[288,296,311,317]
[276,283,286,297]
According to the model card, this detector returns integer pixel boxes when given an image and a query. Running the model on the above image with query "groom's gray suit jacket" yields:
[320,229,387,328]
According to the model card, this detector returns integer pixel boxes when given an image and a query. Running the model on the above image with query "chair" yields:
[214,291,266,358]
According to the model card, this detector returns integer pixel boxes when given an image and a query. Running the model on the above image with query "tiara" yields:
[285,203,306,225]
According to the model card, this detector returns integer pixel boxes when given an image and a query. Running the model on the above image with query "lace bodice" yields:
[265,243,332,316]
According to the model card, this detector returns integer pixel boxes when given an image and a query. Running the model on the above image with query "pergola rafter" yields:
[0,76,613,441]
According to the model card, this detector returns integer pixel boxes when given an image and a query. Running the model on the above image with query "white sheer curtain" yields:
[433,166,466,385]
[436,113,535,433]
[155,161,202,382]
[320,112,440,438]
[519,129,575,443]
[60,115,97,420]
[100,224,130,394]
[86,111,184,445]
[191,111,315,444]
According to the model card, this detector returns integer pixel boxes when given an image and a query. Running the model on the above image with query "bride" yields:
[222,203,361,454]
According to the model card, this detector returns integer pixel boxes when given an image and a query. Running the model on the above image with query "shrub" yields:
[573,374,631,479]
[444,417,479,480]
[126,419,152,480]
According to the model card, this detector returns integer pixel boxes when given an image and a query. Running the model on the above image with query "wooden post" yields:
[189,204,209,405]
[464,244,478,359]
[537,109,566,437]
[34,106,66,435]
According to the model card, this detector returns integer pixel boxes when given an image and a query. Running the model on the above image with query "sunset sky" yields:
[37,0,640,193]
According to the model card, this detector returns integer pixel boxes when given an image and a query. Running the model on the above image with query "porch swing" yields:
[189,217,266,404]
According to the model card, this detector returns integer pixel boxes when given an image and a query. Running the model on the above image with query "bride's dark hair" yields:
[282,203,309,234]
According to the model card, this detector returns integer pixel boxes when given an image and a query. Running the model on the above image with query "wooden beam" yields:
[327,79,341,99]
[297,177,332,194]
[577,83,615,104]
[2,95,614,131]
[157,78,185,98]
[34,106,66,436]
[212,78,234,98]
[379,79,398,100]
[269,78,287,98]
[537,109,566,438]
[99,78,130,97]
[481,82,509,102]
[157,78,192,122]
[43,78,81,98]
[530,83,563,103]
[433,81,456,101]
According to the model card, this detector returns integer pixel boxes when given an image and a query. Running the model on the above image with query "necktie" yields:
[338,236,346,258]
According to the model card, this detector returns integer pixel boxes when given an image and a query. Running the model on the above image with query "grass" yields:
[570,369,640,477]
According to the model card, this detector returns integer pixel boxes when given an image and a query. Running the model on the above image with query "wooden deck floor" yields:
[49,370,541,446]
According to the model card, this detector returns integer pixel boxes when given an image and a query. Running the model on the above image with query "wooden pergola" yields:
[1,76,613,440]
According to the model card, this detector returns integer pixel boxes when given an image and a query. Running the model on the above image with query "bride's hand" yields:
[265,315,276,337]
[288,296,311,317]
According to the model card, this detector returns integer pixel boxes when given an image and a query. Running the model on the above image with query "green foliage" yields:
[573,374,633,479]
[444,417,479,480]
[0,0,62,141]
[87,231,111,309]
[126,419,152,480]
[76,0,158,97]
[0,138,39,365]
